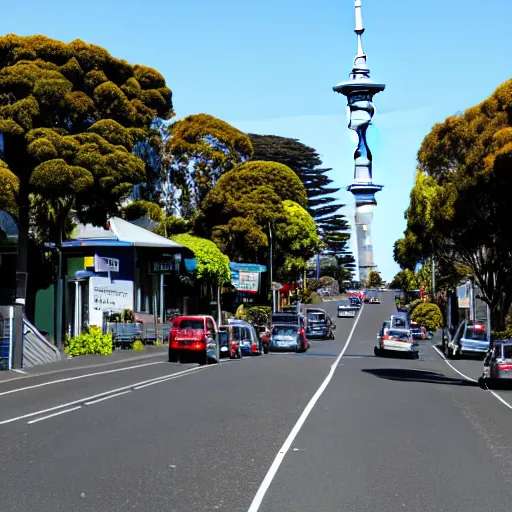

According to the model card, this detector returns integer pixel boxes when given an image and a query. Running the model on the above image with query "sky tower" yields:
[333,0,385,284]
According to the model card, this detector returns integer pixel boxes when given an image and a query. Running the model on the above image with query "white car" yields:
[374,328,419,359]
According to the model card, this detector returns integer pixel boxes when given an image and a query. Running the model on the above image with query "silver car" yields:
[479,341,512,388]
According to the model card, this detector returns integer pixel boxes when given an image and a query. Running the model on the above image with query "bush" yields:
[311,292,322,304]
[407,299,424,314]
[235,305,271,325]
[132,340,144,351]
[65,326,113,356]
[298,288,312,304]
[411,302,443,331]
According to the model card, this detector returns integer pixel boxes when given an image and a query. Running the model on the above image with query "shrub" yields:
[235,305,271,325]
[411,302,443,331]
[132,340,144,351]
[311,292,322,304]
[407,299,424,314]
[298,288,312,304]
[65,326,113,356]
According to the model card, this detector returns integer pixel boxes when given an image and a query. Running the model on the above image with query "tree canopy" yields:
[166,114,253,217]
[394,78,512,328]
[366,270,383,288]
[196,160,319,276]
[0,34,174,274]
[249,133,354,278]
[170,233,230,285]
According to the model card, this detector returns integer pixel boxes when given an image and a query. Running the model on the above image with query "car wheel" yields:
[200,350,208,365]
[374,347,380,357]
[478,376,486,389]
[263,345,269,354]
[168,348,179,363]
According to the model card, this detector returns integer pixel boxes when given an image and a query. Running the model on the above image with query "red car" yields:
[168,315,220,365]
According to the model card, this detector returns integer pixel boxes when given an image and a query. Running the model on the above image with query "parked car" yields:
[410,321,427,341]
[226,319,263,356]
[368,297,381,304]
[305,308,336,339]
[338,299,358,318]
[374,328,418,359]
[479,340,512,388]
[269,324,308,352]
[168,315,220,365]
[444,320,490,359]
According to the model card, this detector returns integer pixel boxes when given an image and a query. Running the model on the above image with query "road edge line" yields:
[247,305,364,512]
[432,344,512,410]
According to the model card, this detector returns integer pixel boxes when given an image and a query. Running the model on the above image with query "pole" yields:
[269,222,274,313]
[217,284,222,327]
[431,255,436,299]
[316,253,320,279]
[56,246,63,349]
[159,274,165,323]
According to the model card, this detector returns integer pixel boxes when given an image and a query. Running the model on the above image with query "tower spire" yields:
[351,0,370,81]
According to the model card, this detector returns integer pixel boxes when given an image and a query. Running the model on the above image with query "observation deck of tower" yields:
[333,0,385,283]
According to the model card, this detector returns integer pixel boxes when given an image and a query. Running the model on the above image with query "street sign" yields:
[94,255,120,273]
[271,282,283,291]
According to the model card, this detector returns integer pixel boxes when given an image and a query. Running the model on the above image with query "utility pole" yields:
[431,255,436,299]
[269,222,274,313]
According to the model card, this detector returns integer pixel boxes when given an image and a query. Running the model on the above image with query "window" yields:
[178,319,204,330]
[502,345,512,360]
[465,326,487,341]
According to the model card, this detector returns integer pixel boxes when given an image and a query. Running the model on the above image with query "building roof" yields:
[63,217,183,249]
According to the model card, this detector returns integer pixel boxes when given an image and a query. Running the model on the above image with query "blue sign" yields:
[229,263,267,273]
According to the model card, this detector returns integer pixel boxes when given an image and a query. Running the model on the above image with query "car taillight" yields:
[498,364,512,371]
[382,335,388,340]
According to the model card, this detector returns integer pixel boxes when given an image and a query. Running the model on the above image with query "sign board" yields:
[94,255,120,273]
[229,263,267,273]
[271,282,283,291]
[150,254,182,274]
[238,272,259,293]
[89,277,133,327]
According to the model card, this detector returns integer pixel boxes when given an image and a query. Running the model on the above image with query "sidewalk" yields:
[0,344,168,383]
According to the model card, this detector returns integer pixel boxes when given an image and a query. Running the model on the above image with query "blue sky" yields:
[1,0,510,280]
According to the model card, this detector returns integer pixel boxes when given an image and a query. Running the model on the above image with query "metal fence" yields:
[105,322,172,349]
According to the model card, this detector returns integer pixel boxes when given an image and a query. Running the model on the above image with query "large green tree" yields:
[249,133,354,277]
[394,79,512,329]
[196,160,320,279]
[0,34,174,283]
[166,114,254,217]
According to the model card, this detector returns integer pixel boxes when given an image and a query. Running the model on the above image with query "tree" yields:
[166,114,253,217]
[249,133,354,275]
[367,270,383,288]
[0,34,174,285]
[395,79,512,329]
[170,233,230,285]
[411,302,443,331]
[389,269,419,292]
[122,200,163,223]
[196,160,308,262]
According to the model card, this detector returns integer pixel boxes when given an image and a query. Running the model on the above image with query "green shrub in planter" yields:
[132,340,144,351]
[65,326,113,356]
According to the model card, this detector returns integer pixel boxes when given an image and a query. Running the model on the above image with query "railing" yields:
[22,316,62,368]
[105,322,172,349]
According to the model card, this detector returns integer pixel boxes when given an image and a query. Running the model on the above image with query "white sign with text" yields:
[89,277,133,327]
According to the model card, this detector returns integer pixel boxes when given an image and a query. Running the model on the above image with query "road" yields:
[1,296,512,511]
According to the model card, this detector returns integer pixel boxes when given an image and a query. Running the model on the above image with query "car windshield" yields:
[465,326,487,341]
[178,319,204,330]
[388,330,410,341]
[273,326,297,337]
[308,313,326,323]
[339,300,351,306]
[502,345,512,360]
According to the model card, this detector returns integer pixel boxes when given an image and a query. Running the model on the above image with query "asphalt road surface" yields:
[1,295,512,512]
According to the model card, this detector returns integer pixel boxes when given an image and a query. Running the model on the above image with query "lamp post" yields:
[269,222,274,313]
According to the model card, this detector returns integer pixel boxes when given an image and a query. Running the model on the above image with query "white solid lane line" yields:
[0,361,165,397]
[247,305,364,512]
[432,344,512,410]
[84,390,132,406]
[27,406,82,425]
[0,365,210,426]
[431,345,477,382]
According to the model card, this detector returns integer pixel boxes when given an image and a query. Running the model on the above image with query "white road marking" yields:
[431,345,477,382]
[0,365,212,426]
[84,390,132,405]
[432,344,512,410]
[27,406,82,424]
[247,305,364,512]
[0,361,165,398]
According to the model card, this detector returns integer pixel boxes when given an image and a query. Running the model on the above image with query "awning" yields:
[63,217,183,249]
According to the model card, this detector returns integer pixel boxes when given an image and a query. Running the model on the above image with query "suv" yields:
[168,315,220,365]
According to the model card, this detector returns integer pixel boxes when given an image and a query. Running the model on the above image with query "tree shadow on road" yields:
[362,368,478,387]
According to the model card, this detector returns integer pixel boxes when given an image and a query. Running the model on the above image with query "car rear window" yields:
[272,326,298,336]
[465,326,487,341]
[388,330,410,341]
[308,313,326,323]
[502,345,512,360]
[178,319,204,330]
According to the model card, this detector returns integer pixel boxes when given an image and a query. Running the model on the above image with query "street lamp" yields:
[44,241,63,349]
